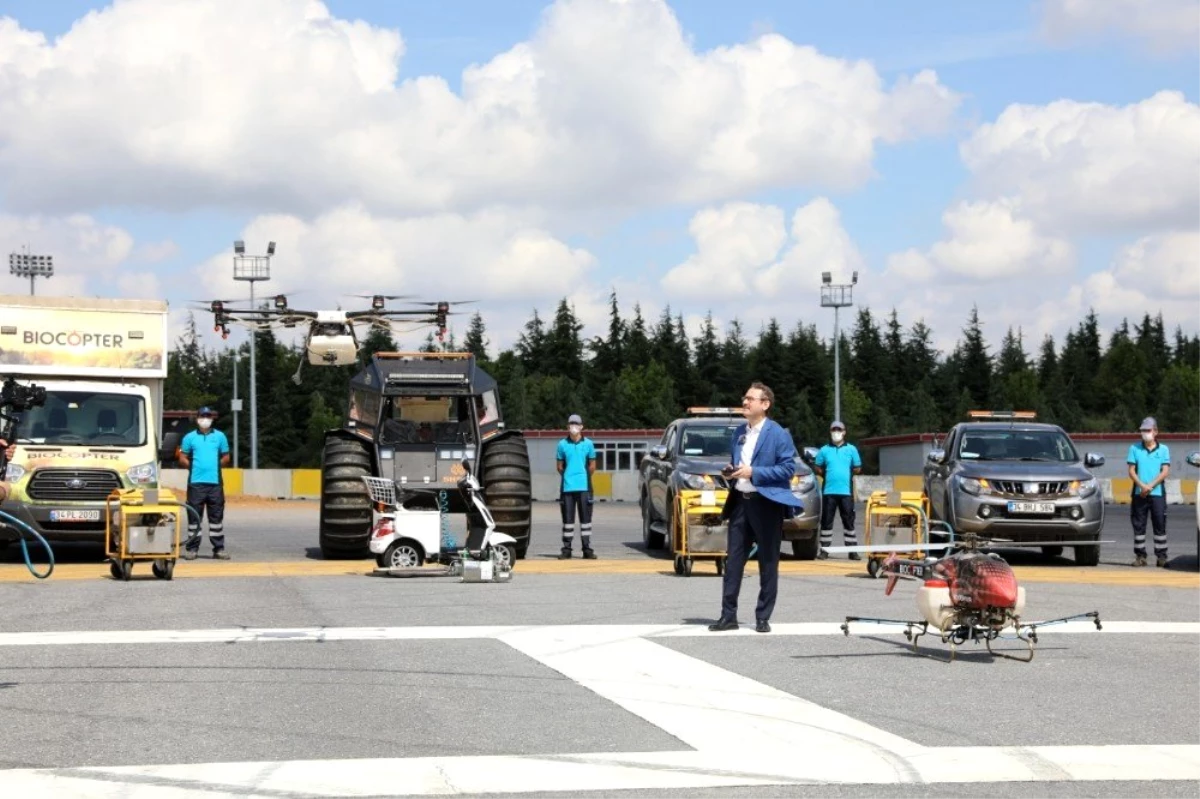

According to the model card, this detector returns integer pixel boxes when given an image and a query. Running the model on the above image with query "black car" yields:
[638,408,823,559]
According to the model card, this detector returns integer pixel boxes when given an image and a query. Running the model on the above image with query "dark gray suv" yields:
[923,415,1106,565]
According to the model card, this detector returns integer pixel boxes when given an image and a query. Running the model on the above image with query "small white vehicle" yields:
[364,458,517,579]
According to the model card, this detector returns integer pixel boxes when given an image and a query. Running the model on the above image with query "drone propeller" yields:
[823,538,1114,556]
[402,299,477,306]
[346,293,417,301]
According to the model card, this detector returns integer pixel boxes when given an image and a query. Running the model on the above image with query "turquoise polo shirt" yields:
[181,429,230,485]
[1126,442,1170,497]
[556,437,596,493]
[815,442,861,496]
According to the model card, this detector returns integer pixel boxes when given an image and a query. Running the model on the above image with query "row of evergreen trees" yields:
[164,295,1199,469]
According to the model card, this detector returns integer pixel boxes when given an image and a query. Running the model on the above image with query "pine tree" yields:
[692,312,722,402]
[623,304,652,368]
[516,310,548,372]
[544,298,584,381]
[955,306,991,407]
[463,312,490,363]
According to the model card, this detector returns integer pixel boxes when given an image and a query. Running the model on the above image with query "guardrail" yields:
[160,469,1197,506]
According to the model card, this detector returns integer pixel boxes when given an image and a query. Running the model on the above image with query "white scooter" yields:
[364,458,517,581]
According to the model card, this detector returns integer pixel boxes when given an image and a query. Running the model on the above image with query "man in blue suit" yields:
[710,382,805,634]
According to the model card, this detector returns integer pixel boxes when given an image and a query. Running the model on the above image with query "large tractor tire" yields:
[481,435,533,559]
[319,435,373,559]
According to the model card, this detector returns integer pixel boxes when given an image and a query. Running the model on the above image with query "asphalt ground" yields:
[0,502,1196,797]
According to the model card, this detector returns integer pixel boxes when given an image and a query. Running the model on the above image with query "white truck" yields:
[0,295,170,546]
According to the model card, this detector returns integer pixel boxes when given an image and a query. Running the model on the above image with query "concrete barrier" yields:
[157,469,1198,505]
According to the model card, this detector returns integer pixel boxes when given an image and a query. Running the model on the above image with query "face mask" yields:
[569,425,582,436]
[198,418,213,431]
[831,431,844,444]
[1141,431,1154,444]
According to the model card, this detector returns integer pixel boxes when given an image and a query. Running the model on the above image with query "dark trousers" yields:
[721,493,784,623]
[187,483,226,552]
[560,491,593,549]
[819,494,857,546]
[1130,494,1167,556]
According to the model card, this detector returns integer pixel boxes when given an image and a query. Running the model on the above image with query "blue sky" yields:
[0,0,1196,355]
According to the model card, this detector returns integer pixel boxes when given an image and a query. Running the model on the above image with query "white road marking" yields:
[0,622,1197,796]
[0,620,1192,647]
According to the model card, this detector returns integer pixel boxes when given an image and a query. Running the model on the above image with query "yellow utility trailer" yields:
[862,490,931,578]
[671,487,729,576]
[105,488,185,581]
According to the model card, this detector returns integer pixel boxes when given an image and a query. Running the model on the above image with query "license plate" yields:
[49,509,101,522]
[1007,501,1055,515]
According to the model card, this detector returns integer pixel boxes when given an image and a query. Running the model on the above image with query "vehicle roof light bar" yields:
[967,410,1037,420]
[687,406,745,416]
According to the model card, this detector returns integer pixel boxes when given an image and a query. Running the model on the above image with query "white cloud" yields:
[1040,0,1200,54]
[960,91,1200,235]
[1104,230,1200,302]
[0,213,135,297]
[0,0,959,217]
[135,240,181,263]
[885,199,1074,283]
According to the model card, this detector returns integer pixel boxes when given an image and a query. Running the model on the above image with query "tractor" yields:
[318,351,532,560]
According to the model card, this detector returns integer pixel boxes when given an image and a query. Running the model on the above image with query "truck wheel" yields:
[482,436,532,559]
[319,436,373,559]
[642,497,666,551]
[790,535,819,560]
[1074,542,1101,567]
[1041,545,1064,558]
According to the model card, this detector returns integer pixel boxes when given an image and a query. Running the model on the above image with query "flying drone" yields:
[196,293,474,378]
[829,528,1106,663]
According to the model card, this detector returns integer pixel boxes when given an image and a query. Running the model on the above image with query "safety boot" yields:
[1156,555,1169,568]
[558,548,572,560]
[848,552,862,561]
[582,549,597,560]
[1132,554,1147,567]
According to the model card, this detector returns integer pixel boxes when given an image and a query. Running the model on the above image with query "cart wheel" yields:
[490,543,516,573]
[152,559,175,581]
[673,555,684,575]
[119,560,134,581]
[109,560,122,580]
[867,559,881,579]
[715,557,725,576]
[682,558,693,577]
[382,540,424,569]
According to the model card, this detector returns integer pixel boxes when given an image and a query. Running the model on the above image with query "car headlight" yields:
[959,476,991,496]
[680,472,716,490]
[791,474,815,494]
[1071,478,1098,498]
[4,463,25,482]
[126,461,158,486]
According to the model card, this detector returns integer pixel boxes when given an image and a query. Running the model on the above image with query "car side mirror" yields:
[801,446,818,466]
[926,449,946,465]
[1084,452,1105,468]
[651,445,668,460]
[1186,451,1200,468]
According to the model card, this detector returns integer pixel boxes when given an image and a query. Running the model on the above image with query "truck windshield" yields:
[958,430,1078,462]
[15,391,147,447]
[679,425,741,457]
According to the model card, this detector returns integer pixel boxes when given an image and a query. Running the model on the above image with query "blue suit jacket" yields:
[725,418,804,510]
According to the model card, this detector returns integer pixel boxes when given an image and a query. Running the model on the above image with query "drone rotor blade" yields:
[822,543,953,554]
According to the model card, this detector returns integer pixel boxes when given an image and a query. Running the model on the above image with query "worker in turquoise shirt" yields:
[556,413,597,560]
[1127,416,1171,568]
[814,420,862,560]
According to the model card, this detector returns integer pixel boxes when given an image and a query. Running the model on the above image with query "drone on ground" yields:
[195,294,474,381]
[829,529,1105,663]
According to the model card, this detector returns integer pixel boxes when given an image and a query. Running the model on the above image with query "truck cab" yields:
[0,295,168,546]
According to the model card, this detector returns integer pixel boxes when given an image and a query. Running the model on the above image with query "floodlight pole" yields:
[820,272,858,424]
[9,250,54,296]
[233,241,274,470]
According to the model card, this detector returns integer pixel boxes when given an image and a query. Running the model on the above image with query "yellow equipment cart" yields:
[105,488,186,581]
[862,490,931,578]
[671,487,729,576]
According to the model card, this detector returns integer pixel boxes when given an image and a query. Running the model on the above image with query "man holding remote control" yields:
[710,382,805,634]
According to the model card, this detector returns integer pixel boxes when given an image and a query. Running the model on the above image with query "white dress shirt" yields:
[736,419,765,493]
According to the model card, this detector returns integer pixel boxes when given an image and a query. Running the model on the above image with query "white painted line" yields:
[0,623,1198,796]
[0,620,1193,647]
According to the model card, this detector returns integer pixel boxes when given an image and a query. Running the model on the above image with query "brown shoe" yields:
[1132,555,1147,567]
[1156,556,1169,568]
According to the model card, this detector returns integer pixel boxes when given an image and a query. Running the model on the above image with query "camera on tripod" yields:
[1,377,47,473]
[1,376,48,413]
